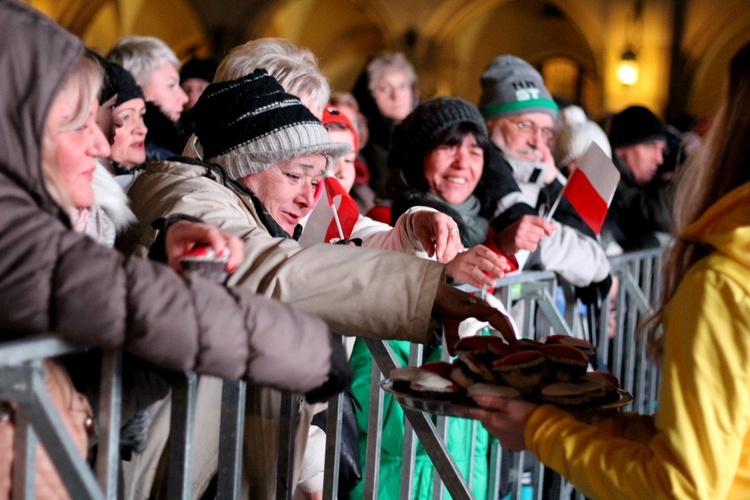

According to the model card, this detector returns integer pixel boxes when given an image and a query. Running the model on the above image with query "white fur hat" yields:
[554,106,612,167]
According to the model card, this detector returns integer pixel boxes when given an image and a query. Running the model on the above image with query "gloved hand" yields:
[576,275,613,307]
[305,337,352,404]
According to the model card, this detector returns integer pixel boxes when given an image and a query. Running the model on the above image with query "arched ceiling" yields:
[249,0,390,92]
[23,0,750,121]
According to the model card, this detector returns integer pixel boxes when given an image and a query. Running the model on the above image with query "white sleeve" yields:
[354,206,435,258]
[536,224,610,286]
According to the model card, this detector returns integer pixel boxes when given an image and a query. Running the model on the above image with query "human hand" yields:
[494,215,555,255]
[305,336,351,404]
[410,211,462,263]
[445,245,511,289]
[467,395,538,452]
[432,282,517,355]
[165,220,244,273]
[539,143,560,185]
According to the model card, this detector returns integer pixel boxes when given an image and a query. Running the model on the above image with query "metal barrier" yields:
[0,248,663,499]
[0,337,121,500]
[354,248,664,500]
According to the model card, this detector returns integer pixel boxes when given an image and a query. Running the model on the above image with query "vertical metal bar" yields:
[399,343,423,500]
[96,350,122,499]
[323,389,342,500]
[276,391,298,500]
[363,364,384,499]
[217,379,246,499]
[167,371,197,500]
[487,442,500,500]
[467,420,477,492]
[17,366,103,499]
[12,409,36,500]
[431,412,448,500]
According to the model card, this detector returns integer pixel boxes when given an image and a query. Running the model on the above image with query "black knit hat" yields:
[388,97,488,188]
[85,49,119,105]
[109,63,144,107]
[609,105,666,149]
[189,69,349,180]
[180,57,217,85]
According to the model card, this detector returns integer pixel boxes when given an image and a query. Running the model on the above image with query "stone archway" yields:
[36,0,211,59]
[246,0,391,93]
[415,0,602,114]
[682,3,750,119]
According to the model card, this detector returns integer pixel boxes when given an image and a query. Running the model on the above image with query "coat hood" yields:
[682,182,750,269]
[0,1,84,216]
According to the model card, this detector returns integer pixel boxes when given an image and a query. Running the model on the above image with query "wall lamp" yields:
[617,48,639,86]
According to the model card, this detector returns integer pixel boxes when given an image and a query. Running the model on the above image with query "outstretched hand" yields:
[468,395,538,452]
[410,211,463,263]
[445,245,511,288]
[431,282,518,355]
[165,220,244,273]
[494,215,555,255]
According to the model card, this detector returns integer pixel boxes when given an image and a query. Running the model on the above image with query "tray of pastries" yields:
[380,335,633,422]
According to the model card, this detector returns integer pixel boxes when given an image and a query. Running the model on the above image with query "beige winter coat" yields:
[127,158,444,340]
[125,158,444,497]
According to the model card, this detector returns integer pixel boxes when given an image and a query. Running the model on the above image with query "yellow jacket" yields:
[525,182,750,499]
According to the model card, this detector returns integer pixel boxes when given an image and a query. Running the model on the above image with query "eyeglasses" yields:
[508,119,556,141]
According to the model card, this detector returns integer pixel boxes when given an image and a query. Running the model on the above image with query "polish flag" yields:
[552,143,620,235]
[298,176,361,247]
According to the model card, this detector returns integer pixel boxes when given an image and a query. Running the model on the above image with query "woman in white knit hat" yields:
[554,105,612,176]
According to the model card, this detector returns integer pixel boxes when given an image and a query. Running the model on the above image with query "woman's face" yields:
[423,133,484,205]
[111,98,147,168]
[141,61,188,123]
[328,129,356,192]
[239,154,327,235]
[45,88,111,208]
[372,69,414,123]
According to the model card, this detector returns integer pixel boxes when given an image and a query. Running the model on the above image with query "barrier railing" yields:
[0,337,121,500]
[356,248,664,500]
[0,248,663,499]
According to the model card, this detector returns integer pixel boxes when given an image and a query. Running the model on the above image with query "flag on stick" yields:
[546,142,620,234]
[298,176,360,247]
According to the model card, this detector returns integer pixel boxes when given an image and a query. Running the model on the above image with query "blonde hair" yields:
[644,40,750,357]
[215,38,330,113]
[42,56,103,214]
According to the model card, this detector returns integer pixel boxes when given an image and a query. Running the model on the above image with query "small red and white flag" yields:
[547,142,620,235]
[298,176,361,247]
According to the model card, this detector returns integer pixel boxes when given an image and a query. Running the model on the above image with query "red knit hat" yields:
[322,106,359,152]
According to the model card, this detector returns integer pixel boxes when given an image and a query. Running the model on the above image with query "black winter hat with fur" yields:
[180,57,217,85]
[387,97,488,190]
[609,105,666,149]
[110,63,144,107]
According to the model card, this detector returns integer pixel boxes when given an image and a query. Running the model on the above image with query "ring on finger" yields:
[448,227,459,233]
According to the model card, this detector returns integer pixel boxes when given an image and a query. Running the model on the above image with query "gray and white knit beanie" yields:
[189,69,349,180]
[478,55,558,119]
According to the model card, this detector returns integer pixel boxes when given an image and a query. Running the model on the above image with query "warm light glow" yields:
[617,50,639,86]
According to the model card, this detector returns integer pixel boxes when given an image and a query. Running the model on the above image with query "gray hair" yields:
[107,35,179,87]
[366,52,416,93]
[215,38,330,114]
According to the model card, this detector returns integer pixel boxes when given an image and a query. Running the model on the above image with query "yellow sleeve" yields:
[525,261,750,499]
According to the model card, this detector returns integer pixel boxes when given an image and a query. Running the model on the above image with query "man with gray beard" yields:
[478,55,611,299]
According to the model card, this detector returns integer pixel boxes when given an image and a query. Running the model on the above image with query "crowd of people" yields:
[1,0,748,498]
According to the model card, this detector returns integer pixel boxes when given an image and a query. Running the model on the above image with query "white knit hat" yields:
[553,105,612,168]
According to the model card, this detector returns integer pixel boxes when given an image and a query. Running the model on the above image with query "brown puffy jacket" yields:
[0,0,331,394]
